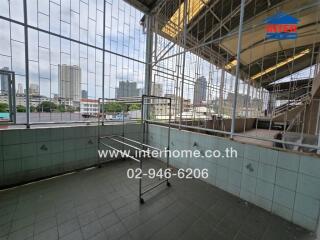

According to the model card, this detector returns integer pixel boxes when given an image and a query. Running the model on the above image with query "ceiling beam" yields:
[123,0,150,13]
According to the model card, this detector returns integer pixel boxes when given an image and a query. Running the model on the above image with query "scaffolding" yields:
[97,95,172,203]
[142,0,320,153]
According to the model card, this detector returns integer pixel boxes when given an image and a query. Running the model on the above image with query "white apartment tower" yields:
[58,64,81,102]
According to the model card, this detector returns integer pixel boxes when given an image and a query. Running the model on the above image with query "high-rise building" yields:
[17,83,23,94]
[58,64,81,101]
[115,81,140,98]
[0,67,9,94]
[29,83,40,95]
[151,83,163,97]
[81,90,88,99]
[193,76,207,106]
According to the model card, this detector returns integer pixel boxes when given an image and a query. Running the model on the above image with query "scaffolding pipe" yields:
[152,1,319,66]
[23,0,30,128]
[317,100,320,154]
[179,0,188,129]
[144,15,153,98]
[230,0,245,138]
[101,0,106,126]
[218,68,225,116]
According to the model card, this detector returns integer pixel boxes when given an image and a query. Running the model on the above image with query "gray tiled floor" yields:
[0,159,316,240]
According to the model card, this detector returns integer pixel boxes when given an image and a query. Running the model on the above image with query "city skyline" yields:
[193,76,207,106]
[115,80,142,98]
[58,64,82,102]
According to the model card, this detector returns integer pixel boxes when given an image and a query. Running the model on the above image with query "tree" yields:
[16,105,26,112]
[66,105,76,112]
[30,106,36,112]
[57,104,66,112]
[129,103,141,111]
[0,103,8,112]
[104,102,124,113]
[36,101,57,112]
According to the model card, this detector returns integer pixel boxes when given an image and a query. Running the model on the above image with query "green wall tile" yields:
[300,155,320,179]
[297,174,320,200]
[4,159,21,175]
[272,202,292,222]
[294,193,319,220]
[292,211,317,231]
[277,151,300,172]
[21,143,37,158]
[256,179,274,200]
[273,185,295,209]
[3,145,21,160]
[275,168,298,191]
[259,148,278,166]
[258,162,276,183]
[2,130,21,145]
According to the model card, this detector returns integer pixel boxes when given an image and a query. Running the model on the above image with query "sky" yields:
[0,0,314,103]
[0,0,146,100]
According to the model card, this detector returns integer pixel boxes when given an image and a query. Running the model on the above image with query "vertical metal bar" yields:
[140,95,145,202]
[243,80,250,133]
[166,97,172,185]
[8,74,13,122]
[102,0,106,126]
[179,0,188,129]
[23,0,30,128]
[144,16,153,98]
[316,100,320,154]
[218,68,225,116]
[230,0,245,138]
[144,15,153,121]
[12,73,16,124]
[97,98,101,166]
[143,15,153,153]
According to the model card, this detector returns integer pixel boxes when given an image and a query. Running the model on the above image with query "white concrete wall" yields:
[148,124,320,232]
[0,123,142,188]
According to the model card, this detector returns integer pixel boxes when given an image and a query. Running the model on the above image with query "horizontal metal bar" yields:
[0,15,146,65]
[141,179,168,196]
[99,141,141,163]
[99,97,142,102]
[99,135,121,139]
[103,136,151,155]
[28,121,94,125]
[114,136,162,152]
[142,95,172,100]
[152,1,319,65]
[147,122,320,151]
[146,120,229,135]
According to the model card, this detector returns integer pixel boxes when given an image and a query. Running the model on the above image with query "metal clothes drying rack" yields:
[97,95,172,203]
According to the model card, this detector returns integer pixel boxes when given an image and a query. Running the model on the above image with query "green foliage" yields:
[16,105,26,112]
[0,103,8,112]
[129,103,141,111]
[57,104,66,112]
[36,101,57,112]
[30,106,36,112]
[66,105,76,112]
[104,102,141,113]
[104,102,124,113]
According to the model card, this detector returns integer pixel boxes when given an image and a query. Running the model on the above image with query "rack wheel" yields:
[140,198,145,204]
[98,164,102,168]
[167,182,171,187]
